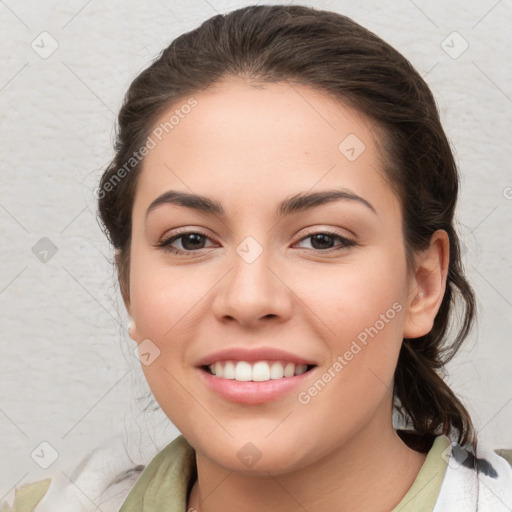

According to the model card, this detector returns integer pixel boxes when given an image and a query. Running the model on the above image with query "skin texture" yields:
[126,78,449,512]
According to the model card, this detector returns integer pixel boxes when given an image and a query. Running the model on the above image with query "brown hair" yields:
[98,4,477,451]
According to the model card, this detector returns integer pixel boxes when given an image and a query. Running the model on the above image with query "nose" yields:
[211,245,293,329]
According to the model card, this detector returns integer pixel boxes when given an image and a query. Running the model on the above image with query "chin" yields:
[196,434,316,476]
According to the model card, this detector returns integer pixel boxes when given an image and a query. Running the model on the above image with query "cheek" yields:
[298,253,408,340]
[296,253,408,397]
[294,272,406,444]
[129,244,206,342]
[129,256,207,427]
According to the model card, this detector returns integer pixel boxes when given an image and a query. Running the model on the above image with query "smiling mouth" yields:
[201,360,317,382]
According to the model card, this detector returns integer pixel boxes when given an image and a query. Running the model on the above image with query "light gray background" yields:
[1,0,511,501]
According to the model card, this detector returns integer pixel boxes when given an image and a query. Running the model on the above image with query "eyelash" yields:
[156,229,357,256]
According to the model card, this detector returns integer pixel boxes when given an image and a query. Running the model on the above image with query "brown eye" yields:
[177,233,207,251]
[309,233,336,250]
[157,231,216,255]
[295,232,356,252]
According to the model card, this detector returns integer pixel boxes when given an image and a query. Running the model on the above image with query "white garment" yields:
[434,440,512,511]
[34,436,142,512]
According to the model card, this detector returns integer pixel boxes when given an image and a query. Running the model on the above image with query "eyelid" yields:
[295,225,357,241]
[159,225,215,240]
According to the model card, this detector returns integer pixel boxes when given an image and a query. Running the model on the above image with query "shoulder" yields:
[434,437,512,512]
[119,434,196,510]
[2,437,146,512]
[7,435,193,512]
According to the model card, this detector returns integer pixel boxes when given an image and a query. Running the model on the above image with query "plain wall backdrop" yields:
[1,0,511,501]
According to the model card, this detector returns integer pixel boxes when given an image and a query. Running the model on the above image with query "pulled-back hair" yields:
[98,4,477,451]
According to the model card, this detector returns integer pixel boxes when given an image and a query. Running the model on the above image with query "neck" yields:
[187,418,427,512]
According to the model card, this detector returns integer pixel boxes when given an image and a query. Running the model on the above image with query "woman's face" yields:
[127,78,422,473]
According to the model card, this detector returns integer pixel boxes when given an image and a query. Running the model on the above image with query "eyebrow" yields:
[145,188,377,220]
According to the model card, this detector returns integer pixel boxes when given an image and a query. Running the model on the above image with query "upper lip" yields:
[195,347,317,367]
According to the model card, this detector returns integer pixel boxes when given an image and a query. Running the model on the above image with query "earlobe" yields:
[403,230,449,339]
[127,318,140,343]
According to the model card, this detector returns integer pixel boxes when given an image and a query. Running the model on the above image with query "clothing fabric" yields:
[118,432,512,511]
[119,434,449,511]
[433,440,512,511]
[4,432,512,511]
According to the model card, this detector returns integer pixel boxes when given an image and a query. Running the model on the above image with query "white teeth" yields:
[207,360,312,381]
[269,362,284,379]
[234,361,252,381]
[223,360,236,379]
[252,361,270,381]
[295,364,308,375]
[283,362,295,378]
[214,362,223,378]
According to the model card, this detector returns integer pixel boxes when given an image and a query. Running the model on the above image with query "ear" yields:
[126,313,143,344]
[127,318,141,344]
[403,229,450,339]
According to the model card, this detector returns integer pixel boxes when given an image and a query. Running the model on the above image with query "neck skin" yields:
[186,401,428,512]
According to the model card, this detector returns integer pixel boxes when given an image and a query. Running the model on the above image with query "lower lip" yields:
[197,367,315,404]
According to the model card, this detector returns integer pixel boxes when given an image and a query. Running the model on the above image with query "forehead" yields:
[134,78,396,217]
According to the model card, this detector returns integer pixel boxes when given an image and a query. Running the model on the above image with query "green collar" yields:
[120,434,449,511]
[120,435,196,511]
